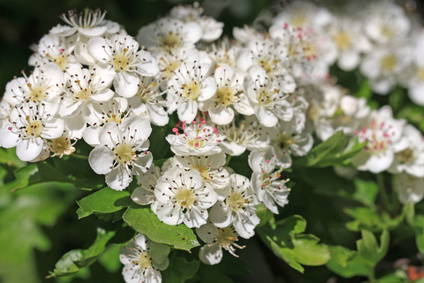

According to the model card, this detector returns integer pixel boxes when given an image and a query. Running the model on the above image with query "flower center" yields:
[227,192,248,211]
[216,227,238,248]
[25,120,43,137]
[417,68,424,81]
[216,87,236,106]
[258,58,280,75]
[27,84,48,102]
[277,133,295,149]
[333,31,351,50]
[107,114,122,124]
[182,81,201,100]
[187,137,205,148]
[397,148,414,164]
[113,143,135,164]
[380,25,394,39]
[50,136,75,157]
[137,81,159,102]
[51,54,68,70]
[113,50,130,72]
[160,32,181,51]
[194,166,211,180]
[74,88,92,100]
[257,89,273,105]
[291,13,306,27]
[161,59,181,79]
[381,54,397,72]
[175,188,196,208]
[137,252,152,269]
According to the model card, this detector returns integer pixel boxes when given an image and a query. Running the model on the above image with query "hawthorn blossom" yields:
[128,77,169,126]
[120,234,170,283]
[201,64,253,125]
[61,63,115,117]
[248,149,290,214]
[88,117,152,190]
[352,107,406,173]
[169,4,223,42]
[88,33,159,97]
[389,125,424,178]
[167,53,216,123]
[166,118,225,156]
[137,18,201,54]
[218,118,269,156]
[152,167,217,228]
[4,63,64,106]
[209,174,259,239]
[393,173,424,204]
[0,102,64,161]
[173,152,230,194]
[196,223,244,265]
[245,67,295,127]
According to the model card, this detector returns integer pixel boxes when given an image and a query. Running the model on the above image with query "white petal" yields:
[91,89,114,102]
[0,125,19,148]
[16,138,44,162]
[177,101,198,123]
[209,202,232,228]
[199,77,217,101]
[209,106,234,125]
[105,166,133,191]
[41,118,64,139]
[114,72,139,98]
[199,244,223,265]
[87,37,111,63]
[88,146,114,174]
[196,223,218,243]
[256,107,278,127]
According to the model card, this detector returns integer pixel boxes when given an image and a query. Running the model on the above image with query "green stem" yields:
[71,153,88,160]
[377,174,391,212]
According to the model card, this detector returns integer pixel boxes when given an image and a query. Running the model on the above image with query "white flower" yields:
[48,131,76,158]
[131,165,162,206]
[237,38,288,77]
[152,167,217,228]
[389,125,424,177]
[360,44,411,95]
[352,106,406,173]
[209,173,259,239]
[196,223,244,265]
[393,173,424,204]
[83,97,129,146]
[245,67,295,127]
[327,17,371,71]
[0,102,64,161]
[173,152,230,194]
[249,149,290,214]
[88,33,159,97]
[166,118,225,156]
[268,123,313,168]
[402,32,424,105]
[120,234,169,283]
[0,101,11,129]
[4,63,64,106]
[208,40,239,68]
[167,53,216,123]
[29,34,77,70]
[137,18,201,54]
[218,118,269,156]
[61,63,115,117]
[169,4,223,42]
[271,0,332,30]
[363,1,410,44]
[88,117,152,190]
[51,9,120,38]
[201,64,253,125]
[128,77,169,126]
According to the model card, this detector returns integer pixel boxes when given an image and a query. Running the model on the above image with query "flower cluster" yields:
[0,1,424,283]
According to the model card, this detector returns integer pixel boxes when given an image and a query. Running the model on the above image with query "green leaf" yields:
[2,164,38,191]
[162,255,200,283]
[357,230,389,265]
[295,131,364,168]
[353,179,378,207]
[256,204,275,227]
[326,246,372,278]
[356,79,372,100]
[345,207,403,232]
[48,228,116,278]
[98,244,122,273]
[122,207,199,251]
[76,188,131,219]
[258,215,329,273]
[414,215,424,254]
[0,182,76,283]
[0,148,25,168]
